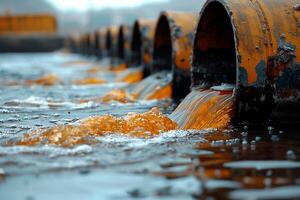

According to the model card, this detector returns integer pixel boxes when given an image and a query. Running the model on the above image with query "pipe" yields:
[130,19,156,76]
[117,25,131,65]
[192,0,300,123]
[152,11,198,100]
[106,26,119,65]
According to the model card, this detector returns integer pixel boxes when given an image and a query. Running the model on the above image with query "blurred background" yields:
[0,0,201,36]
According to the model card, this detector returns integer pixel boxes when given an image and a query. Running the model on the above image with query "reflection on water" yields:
[0,53,299,200]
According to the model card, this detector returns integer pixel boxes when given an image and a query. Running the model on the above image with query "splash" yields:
[102,71,172,103]
[73,77,106,85]
[169,89,234,129]
[26,74,61,86]
[102,89,136,103]
[16,108,178,147]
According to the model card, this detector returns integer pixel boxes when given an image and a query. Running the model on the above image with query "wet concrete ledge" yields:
[0,35,65,52]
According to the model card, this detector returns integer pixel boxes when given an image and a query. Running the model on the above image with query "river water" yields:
[0,52,299,200]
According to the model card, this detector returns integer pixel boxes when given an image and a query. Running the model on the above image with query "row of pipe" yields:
[67,0,300,124]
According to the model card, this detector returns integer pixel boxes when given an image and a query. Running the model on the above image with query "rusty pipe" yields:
[117,25,131,65]
[152,11,198,100]
[192,0,300,123]
[130,19,156,76]
[105,26,119,65]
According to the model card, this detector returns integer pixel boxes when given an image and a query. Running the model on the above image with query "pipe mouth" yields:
[153,15,172,73]
[105,29,112,54]
[192,1,237,89]
[94,31,100,53]
[117,26,125,60]
[130,21,142,66]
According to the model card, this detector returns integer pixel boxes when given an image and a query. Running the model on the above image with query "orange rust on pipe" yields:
[192,0,300,122]
[130,19,156,76]
[152,11,198,100]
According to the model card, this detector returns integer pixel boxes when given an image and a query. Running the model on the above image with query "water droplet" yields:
[241,132,248,137]
[268,126,274,135]
[287,150,297,160]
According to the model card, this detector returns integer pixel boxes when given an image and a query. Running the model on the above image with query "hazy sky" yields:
[46,0,170,11]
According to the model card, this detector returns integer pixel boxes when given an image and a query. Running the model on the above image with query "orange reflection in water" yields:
[73,77,106,85]
[17,108,178,147]
[26,74,61,86]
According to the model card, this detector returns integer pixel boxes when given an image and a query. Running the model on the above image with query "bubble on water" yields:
[287,150,297,160]
[241,132,248,137]
[242,140,248,146]
[53,113,60,117]
[268,126,274,135]
[279,130,284,135]
[255,136,262,141]
[271,135,280,142]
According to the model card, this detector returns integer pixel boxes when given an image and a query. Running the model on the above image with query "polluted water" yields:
[0,52,300,200]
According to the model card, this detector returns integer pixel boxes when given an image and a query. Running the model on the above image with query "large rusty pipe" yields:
[152,11,198,100]
[130,19,156,76]
[117,25,131,65]
[106,26,119,65]
[192,0,300,123]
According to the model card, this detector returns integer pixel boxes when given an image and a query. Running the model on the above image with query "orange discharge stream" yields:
[102,72,172,103]
[17,108,178,147]
[73,77,106,85]
[169,90,234,130]
[26,74,61,86]
[115,68,143,84]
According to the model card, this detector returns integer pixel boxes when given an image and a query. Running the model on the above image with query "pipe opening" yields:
[192,1,236,88]
[153,15,172,72]
[94,31,100,55]
[130,22,142,66]
[105,30,112,55]
[118,27,125,60]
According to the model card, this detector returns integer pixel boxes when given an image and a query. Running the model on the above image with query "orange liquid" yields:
[169,89,234,130]
[73,77,106,85]
[26,74,61,86]
[17,107,178,147]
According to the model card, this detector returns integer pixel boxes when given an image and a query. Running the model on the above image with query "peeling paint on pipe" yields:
[192,0,300,123]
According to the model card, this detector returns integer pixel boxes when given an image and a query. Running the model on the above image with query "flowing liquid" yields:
[16,88,233,147]
[16,107,178,147]
[102,71,172,103]
[169,89,234,130]
[26,74,61,86]
[73,77,106,85]
[115,67,143,84]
